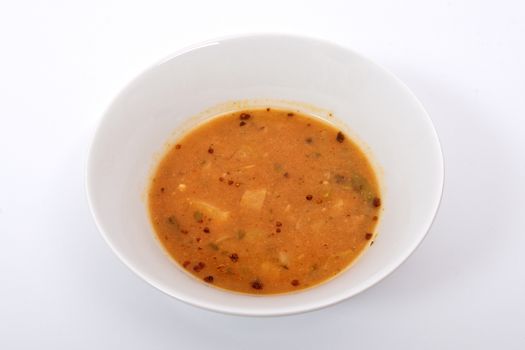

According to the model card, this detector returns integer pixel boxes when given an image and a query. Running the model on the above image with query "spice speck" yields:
[203,275,214,283]
[193,262,205,272]
[251,280,263,290]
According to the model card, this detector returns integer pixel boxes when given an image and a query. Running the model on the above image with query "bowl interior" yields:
[87,35,443,316]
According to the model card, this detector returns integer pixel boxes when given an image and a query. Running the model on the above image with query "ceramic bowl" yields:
[86,34,443,316]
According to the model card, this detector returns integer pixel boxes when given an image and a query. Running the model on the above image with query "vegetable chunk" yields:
[240,189,267,211]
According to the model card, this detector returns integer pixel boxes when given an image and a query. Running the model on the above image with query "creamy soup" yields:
[148,108,381,294]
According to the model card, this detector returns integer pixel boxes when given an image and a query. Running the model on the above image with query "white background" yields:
[1,0,524,348]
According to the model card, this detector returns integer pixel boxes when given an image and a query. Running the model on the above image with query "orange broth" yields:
[148,108,381,294]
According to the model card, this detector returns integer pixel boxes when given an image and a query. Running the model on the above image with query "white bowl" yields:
[86,34,443,316]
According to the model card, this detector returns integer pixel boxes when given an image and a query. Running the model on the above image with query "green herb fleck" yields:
[167,216,180,230]
[306,152,322,159]
[193,211,203,222]
[236,229,246,240]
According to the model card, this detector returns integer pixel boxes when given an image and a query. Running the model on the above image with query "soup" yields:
[148,108,381,294]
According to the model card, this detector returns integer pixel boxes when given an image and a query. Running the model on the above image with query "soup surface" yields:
[148,108,381,294]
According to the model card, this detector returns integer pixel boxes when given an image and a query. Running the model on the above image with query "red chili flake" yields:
[229,253,239,262]
[287,112,294,117]
[203,227,210,234]
[175,144,182,149]
[203,275,214,283]
[276,228,281,233]
[160,187,165,193]
[266,108,270,112]
[365,233,373,240]
[208,147,214,154]
[283,172,290,178]
[193,262,205,272]
[183,261,191,268]
[239,113,251,120]
[275,221,282,227]
[373,197,381,207]
[336,131,345,143]
[291,279,300,287]
[305,137,313,144]
[306,194,313,201]
[251,280,263,290]
[239,121,246,127]
[228,180,234,185]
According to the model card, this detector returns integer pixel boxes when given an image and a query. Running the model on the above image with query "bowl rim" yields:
[85,33,445,317]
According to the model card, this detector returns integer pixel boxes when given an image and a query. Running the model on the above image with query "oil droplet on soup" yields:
[148,108,381,294]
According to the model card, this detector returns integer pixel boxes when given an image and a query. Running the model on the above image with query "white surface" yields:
[87,34,443,316]
[1,0,524,348]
